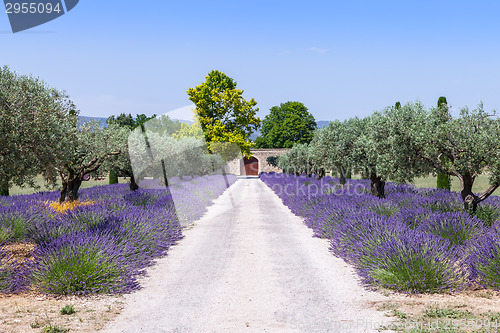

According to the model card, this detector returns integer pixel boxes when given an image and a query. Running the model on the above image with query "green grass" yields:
[348,173,500,196]
[411,174,500,196]
[42,326,69,333]
[7,173,500,196]
[60,305,75,315]
[7,175,129,196]
[423,305,473,319]
[381,304,500,333]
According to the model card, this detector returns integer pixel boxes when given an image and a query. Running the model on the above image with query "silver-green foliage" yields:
[284,100,500,206]
[414,103,500,209]
[0,66,76,193]
[277,143,323,176]
[128,129,224,180]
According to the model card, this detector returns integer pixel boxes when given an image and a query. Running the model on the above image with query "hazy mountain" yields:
[78,116,193,128]
[78,116,108,128]
[79,116,330,141]
[317,121,330,128]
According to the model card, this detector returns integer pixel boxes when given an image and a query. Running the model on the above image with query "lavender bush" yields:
[30,231,140,295]
[0,174,236,295]
[261,172,499,293]
[366,231,465,293]
[0,245,15,293]
[467,226,500,290]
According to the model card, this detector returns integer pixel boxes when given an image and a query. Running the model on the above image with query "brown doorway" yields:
[243,157,259,176]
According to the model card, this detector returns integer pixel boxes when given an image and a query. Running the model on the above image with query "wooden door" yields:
[243,157,259,176]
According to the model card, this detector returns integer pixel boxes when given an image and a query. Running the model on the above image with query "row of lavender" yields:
[260,172,500,293]
[0,174,237,295]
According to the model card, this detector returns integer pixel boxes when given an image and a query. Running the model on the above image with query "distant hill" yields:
[78,116,108,128]
[78,116,192,129]
[317,120,330,128]
[79,116,331,141]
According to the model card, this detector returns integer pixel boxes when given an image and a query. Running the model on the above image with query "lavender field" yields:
[261,172,500,294]
[0,175,236,295]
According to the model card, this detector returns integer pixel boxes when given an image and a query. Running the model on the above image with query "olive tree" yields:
[128,128,224,183]
[0,66,76,196]
[415,103,500,211]
[104,125,140,191]
[105,114,181,191]
[362,102,431,197]
[310,102,429,197]
[377,101,500,211]
[277,143,323,177]
[309,118,362,185]
[52,122,127,202]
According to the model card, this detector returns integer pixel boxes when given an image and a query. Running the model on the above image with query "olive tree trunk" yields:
[370,172,386,198]
[339,166,347,185]
[459,173,499,213]
[60,175,83,203]
[129,173,139,191]
[0,179,9,196]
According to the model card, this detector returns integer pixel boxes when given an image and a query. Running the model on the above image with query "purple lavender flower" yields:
[467,226,500,289]
[1,174,236,295]
[260,172,477,293]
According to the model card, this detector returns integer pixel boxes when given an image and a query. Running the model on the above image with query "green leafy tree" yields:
[362,102,431,197]
[52,122,127,202]
[105,113,177,191]
[278,143,324,177]
[310,119,360,185]
[0,66,76,196]
[187,70,260,158]
[255,101,317,148]
[309,102,429,197]
[266,156,279,168]
[414,103,500,212]
[109,168,119,184]
[128,130,224,181]
[435,96,451,190]
[106,113,135,130]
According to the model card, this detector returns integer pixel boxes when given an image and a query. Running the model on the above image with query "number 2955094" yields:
[5,2,62,14]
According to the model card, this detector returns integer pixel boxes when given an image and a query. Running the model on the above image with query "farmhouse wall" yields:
[225,148,290,175]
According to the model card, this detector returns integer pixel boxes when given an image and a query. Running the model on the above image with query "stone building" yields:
[226,148,290,176]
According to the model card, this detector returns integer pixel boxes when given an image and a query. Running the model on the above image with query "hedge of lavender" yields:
[0,174,236,295]
[260,172,500,293]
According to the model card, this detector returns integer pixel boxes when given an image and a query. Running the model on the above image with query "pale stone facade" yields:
[225,148,290,175]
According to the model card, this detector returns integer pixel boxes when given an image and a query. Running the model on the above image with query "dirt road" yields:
[104,177,390,332]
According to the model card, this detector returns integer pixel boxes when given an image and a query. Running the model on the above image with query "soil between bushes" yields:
[3,178,500,332]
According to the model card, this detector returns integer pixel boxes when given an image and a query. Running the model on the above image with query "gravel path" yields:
[104,177,391,332]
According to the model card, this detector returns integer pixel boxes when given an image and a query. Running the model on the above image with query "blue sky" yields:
[1,1,500,121]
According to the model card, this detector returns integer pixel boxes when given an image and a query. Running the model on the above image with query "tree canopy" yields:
[187,70,260,158]
[414,103,500,211]
[255,101,317,148]
[51,121,128,202]
[0,66,77,196]
[280,100,500,211]
[309,117,361,185]
[435,96,451,190]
